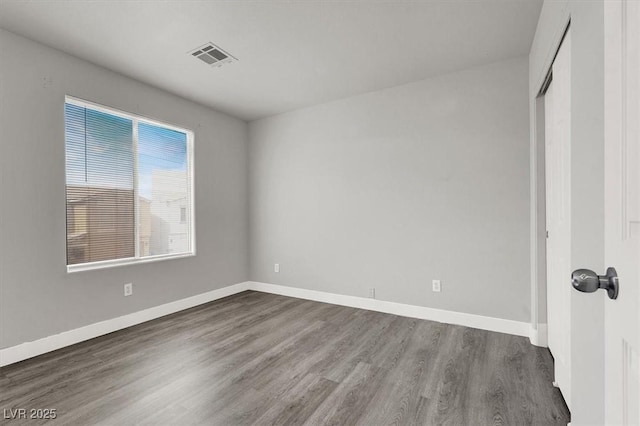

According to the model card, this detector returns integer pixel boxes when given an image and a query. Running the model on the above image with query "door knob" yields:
[571,267,619,300]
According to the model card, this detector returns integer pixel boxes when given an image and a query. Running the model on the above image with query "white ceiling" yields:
[0,0,542,121]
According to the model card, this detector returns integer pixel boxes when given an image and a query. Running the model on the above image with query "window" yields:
[65,97,194,272]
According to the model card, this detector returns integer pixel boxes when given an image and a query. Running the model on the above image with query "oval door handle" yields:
[571,267,619,300]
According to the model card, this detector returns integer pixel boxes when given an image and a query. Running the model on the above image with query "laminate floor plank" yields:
[423,327,488,425]
[0,291,571,425]
[304,362,389,426]
[322,312,397,383]
[355,320,444,426]
[250,374,339,426]
[71,327,322,424]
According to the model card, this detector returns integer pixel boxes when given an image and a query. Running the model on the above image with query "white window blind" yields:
[64,97,194,271]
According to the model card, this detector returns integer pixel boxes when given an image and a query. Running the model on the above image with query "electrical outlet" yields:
[432,280,441,293]
[274,263,280,273]
[369,288,376,299]
[124,283,133,297]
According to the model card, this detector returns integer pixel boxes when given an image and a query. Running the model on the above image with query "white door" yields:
[604,1,640,424]
[545,29,572,409]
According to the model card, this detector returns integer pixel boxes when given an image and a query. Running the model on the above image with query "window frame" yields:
[65,96,196,273]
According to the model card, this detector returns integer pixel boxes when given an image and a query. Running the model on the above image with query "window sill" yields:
[67,252,196,273]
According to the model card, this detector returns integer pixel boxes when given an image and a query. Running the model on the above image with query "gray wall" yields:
[249,57,531,322]
[529,1,605,423]
[0,29,250,349]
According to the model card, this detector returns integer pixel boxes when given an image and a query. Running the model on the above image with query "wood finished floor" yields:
[0,291,570,425]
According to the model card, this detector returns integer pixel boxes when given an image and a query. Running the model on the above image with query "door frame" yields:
[530,22,573,411]
[542,29,573,407]
[530,19,572,349]
[530,3,611,423]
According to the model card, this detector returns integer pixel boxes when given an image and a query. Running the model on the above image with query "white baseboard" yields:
[529,323,548,347]
[248,281,531,338]
[1,280,539,368]
[0,281,251,367]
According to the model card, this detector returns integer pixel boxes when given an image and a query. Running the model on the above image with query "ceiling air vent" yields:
[189,43,237,68]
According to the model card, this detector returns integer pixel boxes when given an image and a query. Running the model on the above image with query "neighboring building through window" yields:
[64,97,194,271]
[180,207,187,224]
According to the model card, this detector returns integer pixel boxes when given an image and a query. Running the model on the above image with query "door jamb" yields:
[530,19,571,347]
